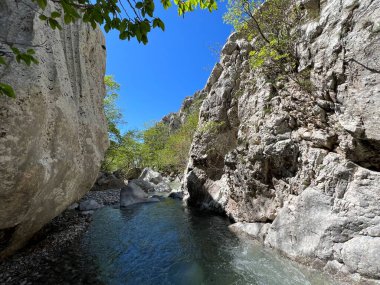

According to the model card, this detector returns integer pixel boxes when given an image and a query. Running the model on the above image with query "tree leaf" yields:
[153,18,165,31]
[51,11,61,18]
[0,83,16,98]
[36,0,47,9]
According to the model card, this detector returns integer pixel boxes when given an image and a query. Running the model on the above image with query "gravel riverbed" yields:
[0,189,120,285]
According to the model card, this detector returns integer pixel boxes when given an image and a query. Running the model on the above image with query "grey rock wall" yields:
[0,0,108,257]
[183,0,380,282]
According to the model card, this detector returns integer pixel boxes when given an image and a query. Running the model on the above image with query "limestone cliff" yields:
[161,90,205,133]
[183,0,380,283]
[0,1,108,257]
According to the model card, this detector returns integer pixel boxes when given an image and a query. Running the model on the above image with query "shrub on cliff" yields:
[224,0,312,90]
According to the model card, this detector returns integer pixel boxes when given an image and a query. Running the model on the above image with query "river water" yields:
[80,198,339,285]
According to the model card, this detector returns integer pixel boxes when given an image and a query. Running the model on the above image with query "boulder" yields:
[130,179,155,193]
[168,191,184,200]
[229,222,271,242]
[79,199,102,211]
[0,0,108,257]
[139,168,164,185]
[154,182,172,192]
[120,181,160,207]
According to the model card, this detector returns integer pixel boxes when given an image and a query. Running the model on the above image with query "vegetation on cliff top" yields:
[224,0,314,92]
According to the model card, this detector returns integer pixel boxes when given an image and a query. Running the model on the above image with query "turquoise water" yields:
[81,199,339,285]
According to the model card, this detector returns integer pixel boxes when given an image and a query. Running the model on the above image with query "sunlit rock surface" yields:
[183,0,380,282]
[0,0,108,256]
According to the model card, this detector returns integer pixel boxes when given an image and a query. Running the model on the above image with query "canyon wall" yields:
[183,0,380,282]
[0,0,108,257]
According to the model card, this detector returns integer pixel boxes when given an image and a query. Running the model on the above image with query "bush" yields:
[224,0,313,90]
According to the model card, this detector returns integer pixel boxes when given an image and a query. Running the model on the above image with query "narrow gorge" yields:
[0,0,379,284]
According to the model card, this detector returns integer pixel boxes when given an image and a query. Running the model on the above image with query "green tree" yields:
[141,122,171,168]
[102,75,145,172]
[0,0,218,97]
[224,0,307,85]
[104,75,123,141]
[158,110,198,172]
[139,110,199,173]
[102,130,143,172]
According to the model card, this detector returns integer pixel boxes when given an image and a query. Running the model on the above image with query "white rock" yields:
[0,0,108,256]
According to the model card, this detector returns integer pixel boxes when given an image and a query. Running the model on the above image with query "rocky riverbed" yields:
[0,168,182,285]
[0,190,119,285]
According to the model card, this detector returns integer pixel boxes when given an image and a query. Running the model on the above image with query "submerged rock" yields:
[79,200,102,211]
[0,0,108,257]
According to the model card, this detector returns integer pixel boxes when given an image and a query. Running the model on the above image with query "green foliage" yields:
[0,83,15,98]
[30,0,217,44]
[102,110,200,174]
[101,74,202,174]
[0,47,39,98]
[140,122,171,168]
[224,0,311,89]
[102,130,143,172]
[1,0,217,98]
[155,111,199,172]
[199,120,225,134]
[10,47,39,66]
[104,75,123,141]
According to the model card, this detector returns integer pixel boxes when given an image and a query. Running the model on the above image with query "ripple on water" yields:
[81,199,340,285]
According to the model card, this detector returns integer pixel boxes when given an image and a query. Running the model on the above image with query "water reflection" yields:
[81,199,339,285]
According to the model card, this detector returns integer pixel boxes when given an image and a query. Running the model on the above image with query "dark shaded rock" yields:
[169,191,184,200]
[91,172,125,191]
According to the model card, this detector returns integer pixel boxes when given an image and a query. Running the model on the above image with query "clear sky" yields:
[104,1,232,132]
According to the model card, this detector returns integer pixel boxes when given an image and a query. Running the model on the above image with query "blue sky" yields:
[104,1,232,132]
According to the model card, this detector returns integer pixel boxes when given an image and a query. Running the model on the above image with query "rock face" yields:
[0,1,108,257]
[161,91,205,134]
[183,0,380,282]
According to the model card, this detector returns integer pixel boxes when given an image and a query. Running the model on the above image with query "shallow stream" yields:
[79,198,339,285]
